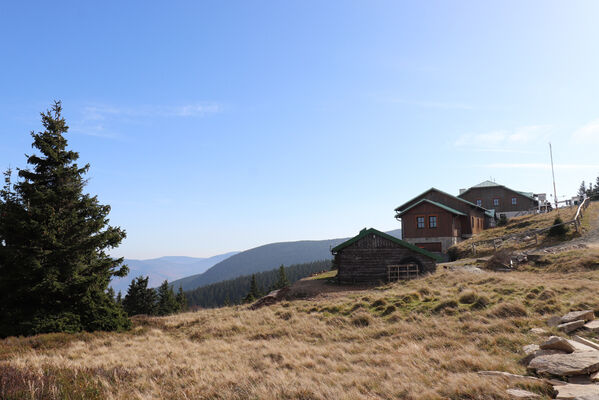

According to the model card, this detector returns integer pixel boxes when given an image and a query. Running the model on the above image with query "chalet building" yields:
[458,180,539,219]
[332,228,440,284]
[394,188,491,253]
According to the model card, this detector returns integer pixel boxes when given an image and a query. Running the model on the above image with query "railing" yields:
[471,197,591,255]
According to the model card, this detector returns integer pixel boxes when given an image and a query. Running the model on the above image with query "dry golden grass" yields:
[4,266,599,399]
[451,202,598,258]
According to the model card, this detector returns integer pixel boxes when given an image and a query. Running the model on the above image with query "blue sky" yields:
[1,1,599,258]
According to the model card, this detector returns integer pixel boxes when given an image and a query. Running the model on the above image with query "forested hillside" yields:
[171,229,401,291]
[185,260,332,307]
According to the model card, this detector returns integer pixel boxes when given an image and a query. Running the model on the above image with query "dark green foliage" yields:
[548,217,568,237]
[497,214,508,227]
[175,286,187,312]
[185,260,331,308]
[123,276,157,316]
[243,274,262,303]
[123,277,185,316]
[0,102,130,337]
[272,265,290,290]
[446,246,459,262]
[156,280,178,316]
[579,181,587,198]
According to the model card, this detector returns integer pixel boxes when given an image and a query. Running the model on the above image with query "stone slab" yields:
[528,352,599,376]
[540,336,575,353]
[586,320,599,333]
[573,336,599,351]
[555,383,599,399]
[506,388,539,398]
[558,320,586,333]
[561,310,595,324]
[568,339,598,353]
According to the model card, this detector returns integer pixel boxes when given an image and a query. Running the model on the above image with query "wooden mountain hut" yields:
[331,228,441,284]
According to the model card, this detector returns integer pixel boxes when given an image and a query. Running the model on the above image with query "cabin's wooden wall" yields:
[335,234,436,284]
[460,187,536,213]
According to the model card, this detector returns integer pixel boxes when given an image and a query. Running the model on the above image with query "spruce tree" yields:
[123,276,157,316]
[273,265,290,290]
[243,274,262,303]
[0,102,129,337]
[156,280,178,316]
[175,286,186,312]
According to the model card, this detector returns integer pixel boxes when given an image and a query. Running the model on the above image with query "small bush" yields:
[382,305,396,316]
[548,217,568,237]
[447,246,459,261]
[497,214,508,226]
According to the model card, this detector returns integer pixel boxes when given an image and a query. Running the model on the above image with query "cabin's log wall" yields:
[335,233,436,284]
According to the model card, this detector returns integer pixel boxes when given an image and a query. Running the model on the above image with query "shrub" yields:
[488,302,528,318]
[548,217,568,237]
[447,246,459,261]
[497,214,508,226]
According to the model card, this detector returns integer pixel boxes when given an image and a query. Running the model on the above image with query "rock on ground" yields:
[561,310,595,324]
[558,320,586,333]
[528,352,599,376]
[506,388,539,398]
[586,320,599,333]
[540,336,575,353]
[555,383,599,399]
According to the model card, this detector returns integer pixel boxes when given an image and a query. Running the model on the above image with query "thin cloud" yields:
[82,103,221,120]
[483,163,599,170]
[455,125,552,151]
[572,119,599,144]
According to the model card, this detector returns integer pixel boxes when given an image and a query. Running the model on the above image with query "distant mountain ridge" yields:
[170,228,402,292]
[110,252,239,293]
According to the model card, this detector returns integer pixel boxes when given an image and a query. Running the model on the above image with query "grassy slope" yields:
[2,208,599,399]
[451,203,596,258]
[3,267,599,399]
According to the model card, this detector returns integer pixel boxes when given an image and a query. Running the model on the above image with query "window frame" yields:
[511,197,517,205]
[428,214,438,229]
[416,215,425,229]
[493,198,500,207]
[476,199,482,207]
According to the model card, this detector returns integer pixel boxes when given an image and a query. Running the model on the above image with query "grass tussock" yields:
[4,269,599,399]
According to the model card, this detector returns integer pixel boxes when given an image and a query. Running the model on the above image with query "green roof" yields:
[396,199,467,217]
[394,187,486,213]
[331,228,442,262]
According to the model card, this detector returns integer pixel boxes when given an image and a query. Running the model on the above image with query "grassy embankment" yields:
[3,267,599,399]
[451,202,598,259]
[2,204,599,399]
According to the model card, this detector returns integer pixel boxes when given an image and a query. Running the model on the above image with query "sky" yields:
[1,1,599,259]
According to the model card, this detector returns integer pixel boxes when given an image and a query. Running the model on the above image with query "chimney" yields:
[459,188,466,195]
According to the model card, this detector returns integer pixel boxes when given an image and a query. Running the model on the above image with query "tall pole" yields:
[549,142,559,214]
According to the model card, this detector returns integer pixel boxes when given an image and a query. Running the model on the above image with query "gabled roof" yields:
[396,199,466,217]
[394,187,487,213]
[331,228,442,262]
[471,180,500,188]
[459,181,537,202]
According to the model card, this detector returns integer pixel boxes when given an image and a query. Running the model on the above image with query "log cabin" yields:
[332,228,440,284]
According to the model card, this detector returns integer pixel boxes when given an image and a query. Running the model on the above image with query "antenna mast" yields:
[549,142,558,213]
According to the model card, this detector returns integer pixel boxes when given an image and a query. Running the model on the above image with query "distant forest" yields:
[185,260,332,308]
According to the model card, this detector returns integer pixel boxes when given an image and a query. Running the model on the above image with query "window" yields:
[493,198,499,207]
[471,216,474,227]
[511,197,517,205]
[476,199,482,206]
[416,216,425,229]
[429,215,437,228]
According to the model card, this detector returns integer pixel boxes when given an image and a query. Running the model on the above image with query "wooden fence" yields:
[471,197,591,255]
